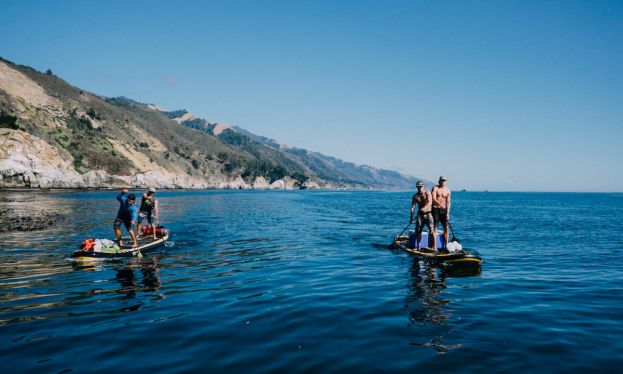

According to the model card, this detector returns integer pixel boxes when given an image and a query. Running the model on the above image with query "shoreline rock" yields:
[0,129,362,191]
[0,207,65,232]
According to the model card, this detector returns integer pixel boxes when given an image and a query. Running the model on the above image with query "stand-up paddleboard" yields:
[71,227,169,261]
[394,230,482,265]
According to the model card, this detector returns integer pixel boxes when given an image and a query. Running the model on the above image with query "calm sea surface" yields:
[1,190,622,372]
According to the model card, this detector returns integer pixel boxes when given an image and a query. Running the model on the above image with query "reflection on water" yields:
[1,190,622,372]
[404,258,481,354]
[74,256,163,300]
[0,250,165,326]
[140,257,162,292]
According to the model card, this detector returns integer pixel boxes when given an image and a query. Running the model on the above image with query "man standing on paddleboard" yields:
[137,187,159,240]
[114,188,139,248]
[410,181,435,251]
[432,176,451,250]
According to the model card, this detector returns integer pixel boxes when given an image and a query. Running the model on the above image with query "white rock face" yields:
[227,176,249,189]
[282,176,299,189]
[269,177,301,190]
[130,171,172,189]
[0,128,340,190]
[212,123,230,136]
[0,129,84,188]
[172,112,197,124]
[270,179,285,190]
[252,176,270,189]
[0,129,254,189]
[302,180,320,189]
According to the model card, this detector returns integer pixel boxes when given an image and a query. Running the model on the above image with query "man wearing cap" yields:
[137,188,159,240]
[410,181,435,250]
[114,188,139,248]
[432,176,451,249]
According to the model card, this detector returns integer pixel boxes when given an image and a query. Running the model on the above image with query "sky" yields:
[1,0,622,192]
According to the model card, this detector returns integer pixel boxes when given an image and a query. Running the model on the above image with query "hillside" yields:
[0,57,422,189]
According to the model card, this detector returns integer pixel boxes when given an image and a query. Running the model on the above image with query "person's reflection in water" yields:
[114,265,137,299]
[404,258,461,354]
[405,258,450,325]
[141,256,161,292]
[113,257,162,302]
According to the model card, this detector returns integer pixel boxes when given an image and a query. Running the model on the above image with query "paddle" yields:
[131,225,142,258]
[390,221,413,247]
[447,221,461,244]
[135,231,143,258]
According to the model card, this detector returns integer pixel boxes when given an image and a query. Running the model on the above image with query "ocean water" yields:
[0,190,622,372]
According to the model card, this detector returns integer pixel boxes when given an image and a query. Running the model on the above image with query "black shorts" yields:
[114,217,133,231]
[432,208,448,226]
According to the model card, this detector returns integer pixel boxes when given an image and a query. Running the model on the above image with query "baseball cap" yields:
[416,181,424,187]
[149,187,156,193]
[439,176,447,182]
[127,193,136,201]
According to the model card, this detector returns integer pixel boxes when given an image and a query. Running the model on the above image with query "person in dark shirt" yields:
[137,187,159,240]
[114,188,138,248]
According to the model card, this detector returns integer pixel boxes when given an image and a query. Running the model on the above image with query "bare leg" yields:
[443,223,449,249]
[151,222,157,240]
[416,228,422,250]
[115,227,123,246]
[137,223,142,237]
[129,228,138,248]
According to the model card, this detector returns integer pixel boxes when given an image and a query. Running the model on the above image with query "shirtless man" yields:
[410,181,435,250]
[431,176,451,250]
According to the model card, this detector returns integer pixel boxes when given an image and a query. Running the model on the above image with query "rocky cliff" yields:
[0,57,421,190]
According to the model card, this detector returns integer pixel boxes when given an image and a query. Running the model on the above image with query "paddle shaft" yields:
[393,221,413,243]
[448,221,461,243]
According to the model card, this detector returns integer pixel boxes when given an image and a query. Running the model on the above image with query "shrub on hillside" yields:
[0,110,19,130]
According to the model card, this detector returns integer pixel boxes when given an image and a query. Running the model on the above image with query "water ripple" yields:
[1,191,623,372]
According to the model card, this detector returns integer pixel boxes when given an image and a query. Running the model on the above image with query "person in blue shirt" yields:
[114,188,139,248]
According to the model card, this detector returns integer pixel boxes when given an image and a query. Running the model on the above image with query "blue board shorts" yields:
[138,211,154,224]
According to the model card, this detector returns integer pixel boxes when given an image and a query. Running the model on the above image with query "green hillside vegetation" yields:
[1,56,421,189]
[0,110,19,130]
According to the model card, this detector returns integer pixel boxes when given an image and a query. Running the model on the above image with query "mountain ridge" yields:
[0,56,423,190]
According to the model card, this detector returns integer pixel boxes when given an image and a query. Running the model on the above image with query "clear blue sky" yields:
[1,0,622,191]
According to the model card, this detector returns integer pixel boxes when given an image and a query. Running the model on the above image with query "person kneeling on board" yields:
[114,188,138,248]
[410,181,436,251]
